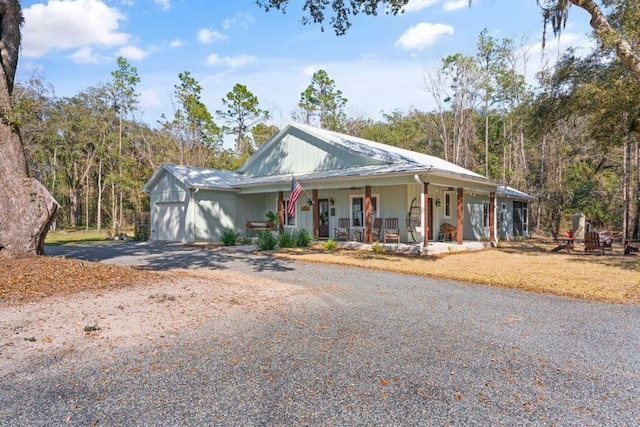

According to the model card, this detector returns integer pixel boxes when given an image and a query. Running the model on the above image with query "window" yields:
[483,201,489,228]
[350,195,378,227]
[444,193,452,218]
[285,199,296,226]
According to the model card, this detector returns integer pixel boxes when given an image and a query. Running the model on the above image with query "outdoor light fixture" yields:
[307,198,314,206]
[329,198,335,205]
[435,198,441,207]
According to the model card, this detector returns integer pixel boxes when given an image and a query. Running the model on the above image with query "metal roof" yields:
[143,122,530,198]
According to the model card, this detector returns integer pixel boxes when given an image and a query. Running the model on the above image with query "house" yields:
[143,122,533,248]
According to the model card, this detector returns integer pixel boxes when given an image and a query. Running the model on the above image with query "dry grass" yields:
[274,239,640,304]
[1,237,638,306]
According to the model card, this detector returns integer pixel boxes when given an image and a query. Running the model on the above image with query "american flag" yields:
[287,177,304,216]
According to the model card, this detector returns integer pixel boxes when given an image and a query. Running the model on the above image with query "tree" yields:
[217,83,270,157]
[0,0,58,256]
[258,1,640,81]
[476,29,510,178]
[109,57,140,235]
[255,0,409,35]
[162,71,223,167]
[297,69,348,131]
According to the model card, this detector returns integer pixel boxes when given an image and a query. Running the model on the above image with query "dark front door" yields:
[513,201,526,237]
[318,199,329,238]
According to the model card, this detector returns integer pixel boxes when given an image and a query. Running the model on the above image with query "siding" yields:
[243,129,385,177]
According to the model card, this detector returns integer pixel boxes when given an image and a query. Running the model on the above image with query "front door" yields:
[513,201,527,237]
[318,199,329,238]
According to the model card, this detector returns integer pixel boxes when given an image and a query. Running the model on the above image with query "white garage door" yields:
[156,203,185,241]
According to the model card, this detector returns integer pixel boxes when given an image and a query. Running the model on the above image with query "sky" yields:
[17,0,596,129]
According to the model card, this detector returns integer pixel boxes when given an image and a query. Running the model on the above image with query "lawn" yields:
[274,239,640,304]
[45,229,127,245]
[3,231,640,304]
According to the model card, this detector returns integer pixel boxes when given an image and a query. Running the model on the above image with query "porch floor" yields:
[337,240,492,255]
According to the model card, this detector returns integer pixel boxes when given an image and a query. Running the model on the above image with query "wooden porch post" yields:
[423,182,429,247]
[457,188,464,245]
[277,191,284,232]
[489,192,495,242]
[365,186,372,243]
[312,189,319,239]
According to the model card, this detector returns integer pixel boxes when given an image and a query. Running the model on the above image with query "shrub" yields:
[371,242,385,253]
[295,229,313,247]
[278,230,296,248]
[240,234,252,245]
[256,230,278,250]
[220,228,240,246]
[323,238,338,250]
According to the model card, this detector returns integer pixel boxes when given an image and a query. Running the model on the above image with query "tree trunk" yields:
[97,158,103,231]
[0,0,58,256]
[571,0,640,80]
[623,136,630,239]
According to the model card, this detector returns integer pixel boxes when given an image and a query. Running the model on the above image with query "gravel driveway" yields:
[2,242,639,426]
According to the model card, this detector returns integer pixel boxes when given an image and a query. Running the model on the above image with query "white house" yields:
[143,122,533,247]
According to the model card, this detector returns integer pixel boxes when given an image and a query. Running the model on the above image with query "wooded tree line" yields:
[14,29,640,239]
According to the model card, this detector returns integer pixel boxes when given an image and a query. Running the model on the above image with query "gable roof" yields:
[142,163,242,193]
[238,122,485,181]
[144,122,524,194]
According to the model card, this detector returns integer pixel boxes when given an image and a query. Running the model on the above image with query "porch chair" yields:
[383,218,400,244]
[440,222,457,242]
[550,230,573,252]
[371,218,383,242]
[584,231,604,255]
[335,218,350,241]
[599,230,613,250]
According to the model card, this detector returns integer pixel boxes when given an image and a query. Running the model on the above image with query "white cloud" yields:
[197,28,227,45]
[22,0,129,58]
[154,0,171,10]
[116,45,149,61]
[222,12,256,31]
[395,23,454,51]
[443,0,470,12]
[70,46,101,64]
[403,0,439,13]
[207,53,256,68]
[169,39,185,48]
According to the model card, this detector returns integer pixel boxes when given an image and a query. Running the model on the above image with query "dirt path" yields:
[0,269,307,375]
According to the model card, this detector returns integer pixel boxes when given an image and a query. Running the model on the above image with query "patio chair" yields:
[584,231,604,255]
[599,230,613,250]
[335,218,350,241]
[383,218,400,244]
[550,230,574,252]
[440,222,457,241]
[371,218,383,242]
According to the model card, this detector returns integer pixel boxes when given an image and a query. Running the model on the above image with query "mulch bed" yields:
[0,254,160,304]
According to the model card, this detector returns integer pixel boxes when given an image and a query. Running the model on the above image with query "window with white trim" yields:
[444,193,452,218]
[482,201,489,228]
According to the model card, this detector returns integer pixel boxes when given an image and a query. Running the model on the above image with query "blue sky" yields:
[18,0,594,128]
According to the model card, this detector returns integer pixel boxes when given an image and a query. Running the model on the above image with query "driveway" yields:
[2,242,639,425]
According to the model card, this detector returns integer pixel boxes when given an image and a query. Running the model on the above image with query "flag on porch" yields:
[287,177,304,216]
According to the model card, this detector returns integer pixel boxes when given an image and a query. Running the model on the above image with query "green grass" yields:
[46,229,114,245]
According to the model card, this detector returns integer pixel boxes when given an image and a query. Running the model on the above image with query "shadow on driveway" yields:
[45,241,295,273]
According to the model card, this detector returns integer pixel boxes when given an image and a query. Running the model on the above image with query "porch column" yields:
[457,188,464,245]
[489,192,495,242]
[365,186,372,243]
[423,182,429,247]
[277,191,284,232]
[312,189,319,239]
